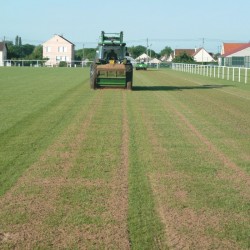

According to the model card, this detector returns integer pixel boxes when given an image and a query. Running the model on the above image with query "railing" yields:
[1,60,91,67]
[172,63,249,84]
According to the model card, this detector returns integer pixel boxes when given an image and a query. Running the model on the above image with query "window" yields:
[56,56,69,62]
[46,46,51,52]
[232,57,244,67]
[58,46,67,52]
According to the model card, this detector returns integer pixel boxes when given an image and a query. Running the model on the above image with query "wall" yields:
[43,35,74,66]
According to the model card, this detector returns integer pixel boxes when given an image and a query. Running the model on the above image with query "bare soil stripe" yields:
[152,90,250,187]
[132,90,242,249]
[107,91,130,248]
[0,91,104,248]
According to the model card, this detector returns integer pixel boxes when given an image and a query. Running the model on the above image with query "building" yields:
[220,43,250,68]
[43,34,75,66]
[0,42,7,66]
[174,49,195,58]
[193,48,215,63]
[171,48,215,63]
[135,53,151,62]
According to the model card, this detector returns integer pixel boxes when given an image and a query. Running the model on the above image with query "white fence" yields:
[2,60,91,67]
[172,63,250,84]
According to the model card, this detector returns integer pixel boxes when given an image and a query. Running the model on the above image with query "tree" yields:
[128,45,147,59]
[172,52,195,63]
[22,44,35,58]
[28,45,43,60]
[160,46,173,57]
[75,48,96,61]
[19,37,22,47]
[15,36,19,46]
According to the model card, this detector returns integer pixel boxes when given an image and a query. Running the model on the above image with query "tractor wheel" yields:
[126,64,133,90]
[90,63,97,89]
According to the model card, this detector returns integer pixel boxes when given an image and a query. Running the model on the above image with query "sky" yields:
[1,0,250,54]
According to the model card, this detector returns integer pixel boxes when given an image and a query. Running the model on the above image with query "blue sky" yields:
[1,0,250,53]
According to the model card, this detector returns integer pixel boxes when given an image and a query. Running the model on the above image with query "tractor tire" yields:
[90,63,97,89]
[126,64,133,90]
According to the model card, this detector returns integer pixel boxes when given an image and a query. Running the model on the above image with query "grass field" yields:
[0,67,249,249]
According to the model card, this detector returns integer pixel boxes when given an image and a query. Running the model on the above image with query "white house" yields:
[135,53,151,62]
[149,58,161,64]
[193,48,215,63]
[220,43,250,67]
[43,34,75,66]
[0,42,7,66]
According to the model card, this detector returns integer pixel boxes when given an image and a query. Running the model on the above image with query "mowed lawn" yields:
[0,67,249,249]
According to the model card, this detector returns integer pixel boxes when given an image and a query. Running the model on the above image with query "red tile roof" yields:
[175,49,195,57]
[222,43,247,56]
[222,43,250,57]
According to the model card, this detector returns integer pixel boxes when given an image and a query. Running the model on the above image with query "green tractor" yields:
[90,31,133,90]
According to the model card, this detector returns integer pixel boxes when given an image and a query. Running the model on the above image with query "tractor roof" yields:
[98,31,126,46]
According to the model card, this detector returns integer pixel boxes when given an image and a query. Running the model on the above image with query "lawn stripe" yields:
[127,89,168,249]
[0,77,93,196]
[0,90,103,248]
[133,70,250,248]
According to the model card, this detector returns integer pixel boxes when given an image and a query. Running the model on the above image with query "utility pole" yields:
[82,44,85,60]
[202,38,204,65]
[146,38,149,62]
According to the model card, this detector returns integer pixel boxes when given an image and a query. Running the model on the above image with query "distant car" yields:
[135,61,147,70]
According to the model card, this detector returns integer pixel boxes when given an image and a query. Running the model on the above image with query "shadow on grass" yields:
[133,84,231,91]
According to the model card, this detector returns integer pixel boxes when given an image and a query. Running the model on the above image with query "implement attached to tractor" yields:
[90,31,133,90]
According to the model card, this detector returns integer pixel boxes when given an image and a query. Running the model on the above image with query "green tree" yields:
[6,41,19,59]
[28,45,43,60]
[75,48,96,61]
[19,37,22,47]
[172,52,195,63]
[22,44,35,58]
[128,45,147,58]
[15,36,19,46]
[160,46,173,57]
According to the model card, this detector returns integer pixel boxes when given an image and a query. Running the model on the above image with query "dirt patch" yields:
[0,90,131,249]
[166,96,250,202]
[0,92,105,248]
[136,95,244,249]
[104,91,130,248]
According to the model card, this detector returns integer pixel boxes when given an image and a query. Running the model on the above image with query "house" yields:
[220,43,250,68]
[135,53,151,62]
[172,48,215,63]
[174,49,195,58]
[0,42,7,66]
[43,34,75,66]
[193,48,215,63]
[161,54,174,62]
[149,58,161,64]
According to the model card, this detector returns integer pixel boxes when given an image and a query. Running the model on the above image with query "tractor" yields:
[90,31,133,90]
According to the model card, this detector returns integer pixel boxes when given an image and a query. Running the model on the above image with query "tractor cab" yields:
[90,31,133,90]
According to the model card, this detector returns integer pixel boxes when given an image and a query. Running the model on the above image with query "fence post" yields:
[245,68,247,84]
